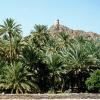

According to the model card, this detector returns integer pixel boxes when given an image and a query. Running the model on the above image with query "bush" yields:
[85,69,100,93]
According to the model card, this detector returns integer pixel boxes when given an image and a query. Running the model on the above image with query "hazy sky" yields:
[0,0,100,36]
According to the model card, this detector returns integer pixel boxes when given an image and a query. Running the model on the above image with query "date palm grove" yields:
[0,18,99,94]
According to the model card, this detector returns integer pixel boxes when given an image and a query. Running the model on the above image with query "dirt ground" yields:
[0,93,99,99]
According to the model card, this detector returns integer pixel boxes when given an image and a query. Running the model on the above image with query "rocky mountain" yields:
[49,20,99,38]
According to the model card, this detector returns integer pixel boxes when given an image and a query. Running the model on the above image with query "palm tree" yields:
[43,37,65,92]
[12,33,22,61]
[0,18,22,63]
[33,24,47,33]
[21,43,51,93]
[44,52,63,93]
[31,24,49,49]
[0,62,38,94]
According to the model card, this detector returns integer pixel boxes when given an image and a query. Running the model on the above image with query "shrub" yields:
[85,69,100,92]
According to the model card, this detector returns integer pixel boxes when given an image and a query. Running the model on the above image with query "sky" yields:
[0,0,100,36]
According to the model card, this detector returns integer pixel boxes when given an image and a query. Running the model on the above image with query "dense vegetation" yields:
[0,18,100,94]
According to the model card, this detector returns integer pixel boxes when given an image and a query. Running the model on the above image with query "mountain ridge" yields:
[49,20,100,38]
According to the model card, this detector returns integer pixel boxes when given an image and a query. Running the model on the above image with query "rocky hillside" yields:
[49,20,100,38]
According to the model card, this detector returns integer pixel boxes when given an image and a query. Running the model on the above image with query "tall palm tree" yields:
[31,24,49,49]
[43,37,65,92]
[0,18,22,63]
[33,24,47,33]
[44,52,64,93]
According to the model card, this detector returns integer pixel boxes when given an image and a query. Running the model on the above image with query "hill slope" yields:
[49,20,99,38]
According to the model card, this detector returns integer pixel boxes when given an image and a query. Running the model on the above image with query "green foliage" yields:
[0,62,38,94]
[0,18,22,64]
[0,19,100,93]
[85,69,100,92]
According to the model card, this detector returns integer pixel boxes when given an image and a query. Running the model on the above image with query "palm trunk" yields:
[52,73,54,92]
[9,33,12,64]
[61,78,64,92]
[52,72,56,93]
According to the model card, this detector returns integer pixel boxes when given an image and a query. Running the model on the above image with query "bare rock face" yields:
[49,20,69,36]
[49,20,100,38]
